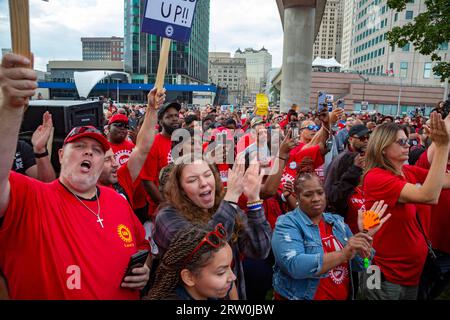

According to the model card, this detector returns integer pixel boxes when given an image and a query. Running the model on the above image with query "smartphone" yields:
[317,92,326,109]
[337,99,345,109]
[121,250,149,283]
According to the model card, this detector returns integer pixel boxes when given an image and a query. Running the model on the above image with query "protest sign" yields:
[141,0,199,92]
[255,94,269,117]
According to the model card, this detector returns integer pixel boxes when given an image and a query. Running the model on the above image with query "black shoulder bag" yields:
[416,213,444,300]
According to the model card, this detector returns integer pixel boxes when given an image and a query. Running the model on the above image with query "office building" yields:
[341,0,355,68]
[234,47,272,101]
[350,0,450,86]
[313,0,344,61]
[208,52,247,105]
[81,37,124,61]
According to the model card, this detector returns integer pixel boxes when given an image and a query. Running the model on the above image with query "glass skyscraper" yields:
[124,0,210,85]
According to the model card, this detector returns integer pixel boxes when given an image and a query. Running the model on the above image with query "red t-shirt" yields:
[286,142,306,164]
[346,186,365,235]
[313,219,350,300]
[363,165,430,286]
[110,140,135,166]
[0,172,149,300]
[279,118,289,130]
[140,133,173,217]
[263,195,284,230]
[280,145,325,190]
[415,151,450,254]
[216,163,230,187]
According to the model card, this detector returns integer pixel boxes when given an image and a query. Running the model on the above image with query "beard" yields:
[162,122,180,135]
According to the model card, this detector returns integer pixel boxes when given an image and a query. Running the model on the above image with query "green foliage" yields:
[387,0,450,82]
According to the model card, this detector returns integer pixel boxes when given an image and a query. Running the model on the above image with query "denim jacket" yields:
[272,207,370,300]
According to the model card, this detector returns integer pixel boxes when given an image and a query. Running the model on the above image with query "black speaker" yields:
[19,100,104,173]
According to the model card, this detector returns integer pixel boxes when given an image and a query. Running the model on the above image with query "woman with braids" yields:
[153,154,271,299]
[360,112,450,300]
[271,161,389,300]
[145,224,236,300]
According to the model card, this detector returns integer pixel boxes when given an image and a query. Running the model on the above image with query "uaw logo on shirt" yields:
[115,150,132,166]
[117,224,135,248]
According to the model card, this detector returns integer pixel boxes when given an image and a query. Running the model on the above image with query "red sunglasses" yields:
[184,224,227,264]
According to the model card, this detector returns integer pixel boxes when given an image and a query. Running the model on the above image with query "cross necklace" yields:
[72,189,104,228]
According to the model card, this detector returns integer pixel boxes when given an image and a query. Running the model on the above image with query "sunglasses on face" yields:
[67,126,102,138]
[111,122,129,129]
[395,138,410,147]
[301,125,320,132]
[354,135,369,142]
[184,224,227,264]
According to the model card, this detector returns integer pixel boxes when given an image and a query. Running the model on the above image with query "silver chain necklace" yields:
[72,189,104,228]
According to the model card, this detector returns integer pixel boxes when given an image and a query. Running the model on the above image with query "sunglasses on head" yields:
[111,122,129,129]
[395,138,410,147]
[184,224,227,264]
[67,126,102,138]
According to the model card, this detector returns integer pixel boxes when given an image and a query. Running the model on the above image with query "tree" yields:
[387,0,450,82]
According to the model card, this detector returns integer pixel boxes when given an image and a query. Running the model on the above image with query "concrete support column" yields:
[280,6,315,113]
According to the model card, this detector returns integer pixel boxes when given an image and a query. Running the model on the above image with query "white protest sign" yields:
[142,0,198,42]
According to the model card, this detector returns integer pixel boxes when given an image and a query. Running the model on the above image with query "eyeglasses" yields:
[184,224,227,264]
[395,138,410,147]
[301,125,320,132]
[111,122,129,129]
[66,126,102,138]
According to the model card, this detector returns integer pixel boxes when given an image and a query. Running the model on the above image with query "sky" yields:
[0,0,284,72]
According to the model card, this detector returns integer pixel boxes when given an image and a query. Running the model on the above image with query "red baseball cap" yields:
[64,126,110,152]
[108,114,129,125]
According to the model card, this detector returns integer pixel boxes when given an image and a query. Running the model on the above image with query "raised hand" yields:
[31,111,53,153]
[0,54,37,109]
[353,153,366,169]
[357,200,391,237]
[282,180,295,197]
[425,112,450,148]
[243,162,264,202]
[279,129,298,159]
[147,87,166,110]
[224,159,245,203]
[329,107,344,125]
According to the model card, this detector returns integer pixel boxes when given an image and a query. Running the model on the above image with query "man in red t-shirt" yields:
[99,88,163,211]
[0,54,150,300]
[107,114,135,166]
[141,101,181,218]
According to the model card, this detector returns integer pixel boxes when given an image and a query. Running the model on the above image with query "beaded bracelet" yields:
[247,200,263,206]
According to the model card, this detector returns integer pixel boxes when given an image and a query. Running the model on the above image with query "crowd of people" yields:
[1,53,449,300]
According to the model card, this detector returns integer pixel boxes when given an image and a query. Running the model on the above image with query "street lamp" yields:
[357,72,369,110]
[397,76,402,117]
[111,77,121,104]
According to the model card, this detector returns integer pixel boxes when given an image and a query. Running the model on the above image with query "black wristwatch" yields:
[34,149,49,158]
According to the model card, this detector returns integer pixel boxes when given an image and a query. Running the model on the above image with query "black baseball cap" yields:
[157,101,181,120]
[349,124,369,138]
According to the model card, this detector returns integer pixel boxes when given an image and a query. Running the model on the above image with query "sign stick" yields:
[154,38,171,93]
[8,0,32,64]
